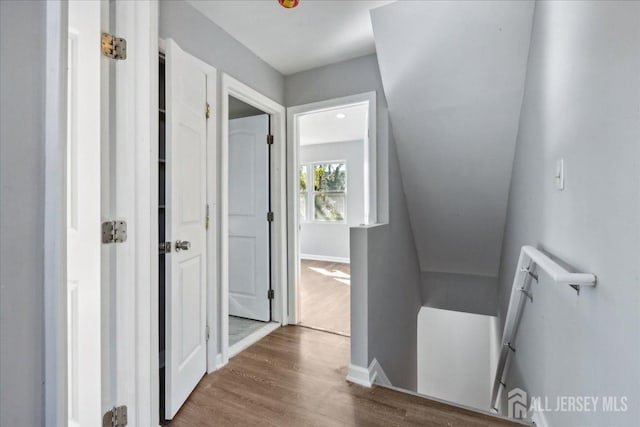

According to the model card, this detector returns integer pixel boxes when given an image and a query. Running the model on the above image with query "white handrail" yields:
[490,246,596,412]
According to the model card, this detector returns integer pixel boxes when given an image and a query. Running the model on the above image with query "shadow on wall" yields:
[421,272,498,316]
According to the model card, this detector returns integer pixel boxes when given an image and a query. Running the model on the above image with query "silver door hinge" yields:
[102,220,127,244]
[206,325,210,342]
[205,204,210,230]
[268,289,275,300]
[267,211,274,222]
[101,33,127,60]
[159,241,171,254]
[206,102,211,119]
[267,134,274,145]
[103,405,128,427]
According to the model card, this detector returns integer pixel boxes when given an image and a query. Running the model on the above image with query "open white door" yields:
[229,114,271,322]
[67,1,101,426]
[165,39,208,419]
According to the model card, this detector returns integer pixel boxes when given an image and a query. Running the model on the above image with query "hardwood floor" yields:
[299,259,350,336]
[170,326,517,426]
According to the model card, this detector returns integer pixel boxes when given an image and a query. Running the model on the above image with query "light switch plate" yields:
[555,158,564,191]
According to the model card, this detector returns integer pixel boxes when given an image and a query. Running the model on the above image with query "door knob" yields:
[175,240,191,252]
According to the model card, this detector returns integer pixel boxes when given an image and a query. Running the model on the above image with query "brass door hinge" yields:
[101,33,127,60]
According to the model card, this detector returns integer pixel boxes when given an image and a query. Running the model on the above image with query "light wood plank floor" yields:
[170,326,517,426]
[299,259,350,336]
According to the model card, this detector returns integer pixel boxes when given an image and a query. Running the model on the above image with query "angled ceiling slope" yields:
[187,0,395,75]
[371,1,534,278]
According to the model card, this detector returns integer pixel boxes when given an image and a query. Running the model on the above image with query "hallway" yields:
[170,326,517,426]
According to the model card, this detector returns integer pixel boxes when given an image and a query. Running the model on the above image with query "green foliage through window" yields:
[299,162,347,222]
[313,163,346,192]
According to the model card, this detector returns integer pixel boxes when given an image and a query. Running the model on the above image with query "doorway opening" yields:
[227,95,279,356]
[294,102,371,336]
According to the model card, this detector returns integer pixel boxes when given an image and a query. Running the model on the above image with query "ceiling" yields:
[186,0,396,75]
[299,103,368,145]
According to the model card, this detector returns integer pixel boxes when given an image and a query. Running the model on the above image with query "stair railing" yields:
[490,245,596,412]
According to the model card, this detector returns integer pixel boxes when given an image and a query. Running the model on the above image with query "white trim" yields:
[346,358,389,388]
[369,358,391,387]
[44,1,68,425]
[287,92,377,325]
[220,73,288,367]
[204,62,219,376]
[228,322,280,359]
[114,1,158,425]
[300,254,350,264]
[346,364,374,387]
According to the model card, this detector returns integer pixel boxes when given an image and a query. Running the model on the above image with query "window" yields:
[299,165,308,221]
[299,162,347,223]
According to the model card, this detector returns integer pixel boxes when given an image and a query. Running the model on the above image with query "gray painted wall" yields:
[287,55,422,389]
[498,2,640,425]
[0,1,46,426]
[422,272,497,316]
[365,130,422,390]
[371,1,534,316]
[350,130,421,390]
[159,0,285,105]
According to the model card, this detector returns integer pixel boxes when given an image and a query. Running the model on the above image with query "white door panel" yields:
[229,115,270,322]
[165,39,208,419]
[67,1,102,426]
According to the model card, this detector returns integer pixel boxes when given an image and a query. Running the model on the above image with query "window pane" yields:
[314,193,345,222]
[299,193,307,221]
[313,163,346,192]
[299,165,307,191]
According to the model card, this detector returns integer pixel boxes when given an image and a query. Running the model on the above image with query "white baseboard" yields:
[346,364,373,387]
[346,358,390,388]
[300,253,350,264]
[215,353,224,370]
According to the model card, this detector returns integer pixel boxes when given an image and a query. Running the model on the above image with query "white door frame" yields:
[45,1,161,425]
[220,74,288,365]
[44,1,69,425]
[113,1,159,425]
[286,92,377,324]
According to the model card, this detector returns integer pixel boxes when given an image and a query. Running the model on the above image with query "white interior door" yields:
[67,1,102,426]
[165,39,208,419]
[229,114,271,322]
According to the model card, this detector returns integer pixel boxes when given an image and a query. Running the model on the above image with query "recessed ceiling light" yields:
[336,113,346,119]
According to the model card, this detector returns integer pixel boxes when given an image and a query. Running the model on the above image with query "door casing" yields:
[220,73,288,366]
[286,92,377,325]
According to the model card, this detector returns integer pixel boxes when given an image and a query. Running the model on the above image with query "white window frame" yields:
[299,160,348,225]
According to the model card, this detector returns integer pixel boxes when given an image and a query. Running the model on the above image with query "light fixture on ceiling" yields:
[278,0,299,8]
[336,113,346,119]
